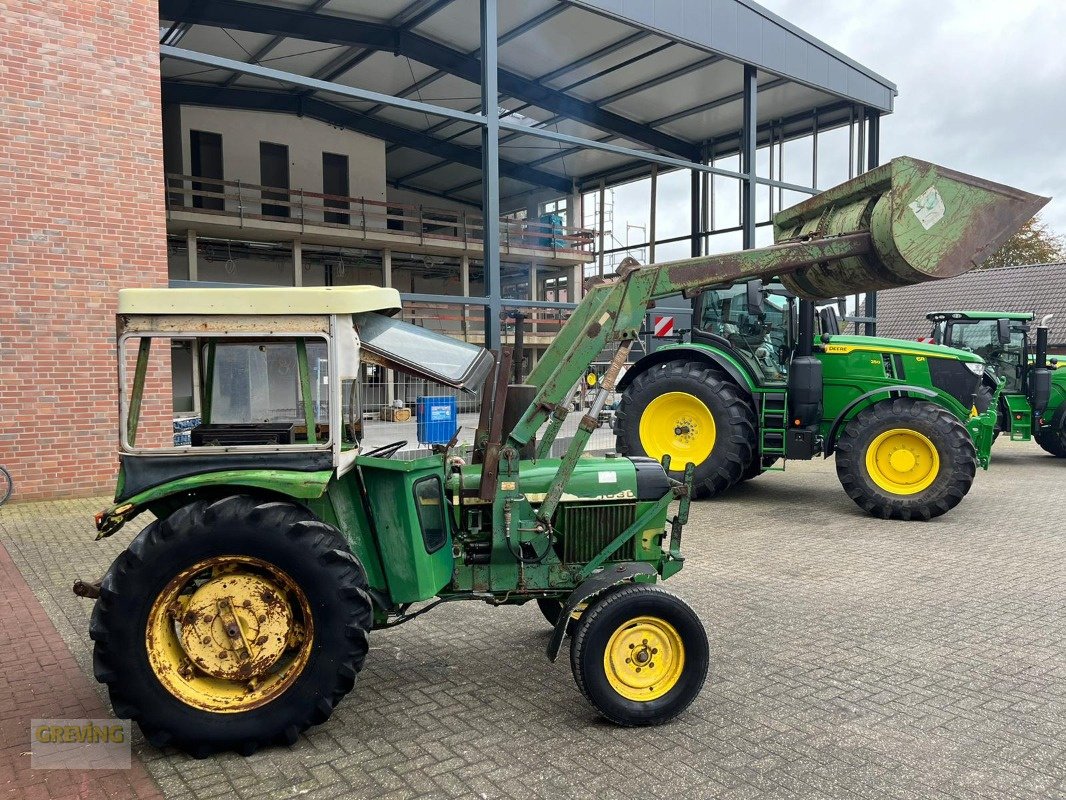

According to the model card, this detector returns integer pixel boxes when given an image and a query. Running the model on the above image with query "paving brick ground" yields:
[0,537,164,800]
[0,440,1062,799]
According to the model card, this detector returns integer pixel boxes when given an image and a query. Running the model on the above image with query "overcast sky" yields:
[603,0,1065,264]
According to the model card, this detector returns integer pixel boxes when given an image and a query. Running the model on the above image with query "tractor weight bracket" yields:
[545,562,657,662]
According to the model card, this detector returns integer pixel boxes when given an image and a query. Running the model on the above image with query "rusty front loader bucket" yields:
[773,156,1049,298]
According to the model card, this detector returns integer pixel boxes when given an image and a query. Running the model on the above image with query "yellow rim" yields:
[638,392,716,467]
[603,616,685,701]
[864,428,940,495]
[146,555,313,713]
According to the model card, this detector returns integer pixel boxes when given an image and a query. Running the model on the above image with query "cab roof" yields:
[926,310,1034,322]
[118,286,402,315]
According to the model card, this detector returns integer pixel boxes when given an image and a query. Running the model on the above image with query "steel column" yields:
[690,167,701,257]
[481,0,501,351]
[741,65,758,250]
[864,109,881,336]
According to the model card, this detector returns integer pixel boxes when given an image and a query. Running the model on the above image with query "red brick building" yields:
[0,1,168,499]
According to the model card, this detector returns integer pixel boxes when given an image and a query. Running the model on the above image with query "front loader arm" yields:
[506,233,875,452]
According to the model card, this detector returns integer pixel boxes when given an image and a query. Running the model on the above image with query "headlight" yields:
[964,362,985,375]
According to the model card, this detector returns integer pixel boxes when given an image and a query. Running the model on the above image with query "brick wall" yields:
[0,1,168,500]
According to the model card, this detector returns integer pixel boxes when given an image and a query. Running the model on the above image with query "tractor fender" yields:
[824,385,937,456]
[94,469,333,539]
[617,345,755,396]
[545,562,657,662]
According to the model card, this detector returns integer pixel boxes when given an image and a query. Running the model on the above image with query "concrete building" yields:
[0,0,894,499]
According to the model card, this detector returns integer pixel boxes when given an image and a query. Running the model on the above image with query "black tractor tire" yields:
[615,361,756,499]
[90,495,372,757]
[536,598,584,636]
[537,601,579,640]
[835,399,977,521]
[570,585,708,726]
[1035,415,1066,457]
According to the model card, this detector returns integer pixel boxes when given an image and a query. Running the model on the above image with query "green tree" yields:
[980,215,1066,270]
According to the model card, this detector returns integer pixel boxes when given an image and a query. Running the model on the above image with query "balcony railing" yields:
[165,173,595,257]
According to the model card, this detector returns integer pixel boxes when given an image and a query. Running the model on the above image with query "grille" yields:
[928,358,980,407]
[555,502,636,564]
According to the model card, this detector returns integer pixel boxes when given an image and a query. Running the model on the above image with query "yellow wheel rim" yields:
[146,555,313,713]
[638,392,716,467]
[864,428,940,495]
[603,616,685,701]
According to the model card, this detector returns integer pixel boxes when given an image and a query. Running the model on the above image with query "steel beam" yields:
[159,0,699,159]
[162,80,572,193]
[481,0,502,351]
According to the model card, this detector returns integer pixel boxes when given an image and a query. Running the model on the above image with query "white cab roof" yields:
[118,286,402,315]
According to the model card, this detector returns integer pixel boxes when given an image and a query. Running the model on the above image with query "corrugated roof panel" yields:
[566,0,896,111]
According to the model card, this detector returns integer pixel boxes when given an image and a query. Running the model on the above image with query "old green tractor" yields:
[77,157,1040,755]
[927,310,1066,455]
[616,159,1048,520]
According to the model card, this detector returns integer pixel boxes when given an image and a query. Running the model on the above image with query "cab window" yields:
[699,283,790,383]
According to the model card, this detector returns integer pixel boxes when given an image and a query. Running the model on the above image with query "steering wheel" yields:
[363,440,408,459]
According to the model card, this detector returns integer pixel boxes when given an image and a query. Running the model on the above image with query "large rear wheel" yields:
[615,361,756,498]
[90,495,372,756]
[835,399,976,520]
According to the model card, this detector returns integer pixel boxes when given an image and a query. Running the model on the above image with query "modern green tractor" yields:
[616,161,1048,520]
[76,157,1040,756]
[927,310,1066,455]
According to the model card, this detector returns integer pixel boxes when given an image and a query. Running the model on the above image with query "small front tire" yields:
[570,585,708,726]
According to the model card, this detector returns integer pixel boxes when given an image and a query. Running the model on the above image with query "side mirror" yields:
[745,279,764,316]
[997,318,1011,345]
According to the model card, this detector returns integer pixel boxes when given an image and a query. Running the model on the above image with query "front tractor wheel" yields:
[1035,414,1066,457]
[570,585,708,726]
[90,495,372,756]
[835,399,977,520]
[615,361,756,498]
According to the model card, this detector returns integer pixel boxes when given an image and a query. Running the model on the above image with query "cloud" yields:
[763,0,1066,230]
[601,1,1065,257]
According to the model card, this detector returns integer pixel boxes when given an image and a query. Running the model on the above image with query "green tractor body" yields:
[927,310,1066,455]
[80,157,1044,755]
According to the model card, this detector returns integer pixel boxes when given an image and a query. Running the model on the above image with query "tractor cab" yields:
[693,279,795,384]
[928,311,1033,393]
[110,286,491,505]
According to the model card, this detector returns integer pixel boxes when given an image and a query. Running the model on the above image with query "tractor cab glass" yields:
[354,312,493,390]
[938,319,1027,392]
[696,281,792,383]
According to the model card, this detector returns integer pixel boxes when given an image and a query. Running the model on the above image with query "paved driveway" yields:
[0,440,1062,799]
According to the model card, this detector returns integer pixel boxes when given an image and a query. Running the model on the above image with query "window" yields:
[190,130,224,210]
[947,320,1025,392]
[260,142,290,218]
[322,152,350,225]
[413,477,447,553]
[698,282,790,383]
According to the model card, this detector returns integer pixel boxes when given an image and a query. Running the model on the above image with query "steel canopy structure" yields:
[158,0,896,347]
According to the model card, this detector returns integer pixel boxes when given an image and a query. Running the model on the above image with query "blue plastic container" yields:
[416,396,458,445]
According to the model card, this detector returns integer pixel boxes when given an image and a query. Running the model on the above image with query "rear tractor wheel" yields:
[570,585,708,726]
[90,495,372,756]
[615,361,756,498]
[835,399,976,520]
